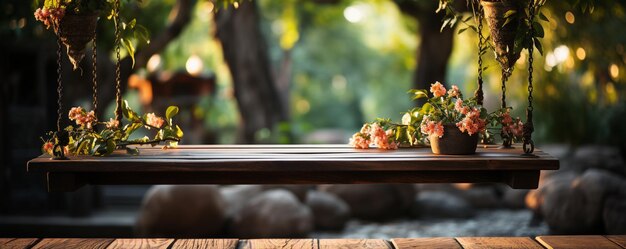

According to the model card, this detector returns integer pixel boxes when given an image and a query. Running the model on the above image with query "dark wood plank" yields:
[536,235,622,249]
[239,239,316,249]
[0,238,40,249]
[170,239,239,249]
[32,238,114,249]
[456,237,543,249]
[27,145,558,191]
[318,239,390,249]
[106,239,174,249]
[606,236,626,249]
[391,238,461,249]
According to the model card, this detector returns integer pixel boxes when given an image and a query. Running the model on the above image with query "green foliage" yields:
[42,101,183,157]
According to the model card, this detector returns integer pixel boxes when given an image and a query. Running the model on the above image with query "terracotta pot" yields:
[429,124,479,155]
[480,0,528,71]
[55,13,99,70]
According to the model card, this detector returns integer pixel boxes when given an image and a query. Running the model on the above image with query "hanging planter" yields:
[480,0,528,71]
[429,124,479,155]
[55,13,99,70]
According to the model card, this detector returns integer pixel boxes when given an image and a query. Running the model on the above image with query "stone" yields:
[455,185,502,209]
[412,191,475,218]
[604,195,626,234]
[219,185,263,217]
[540,169,626,233]
[228,189,313,238]
[571,145,625,175]
[262,185,312,203]
[305,191,351,230]
[502,189,529,209]
[136,185,227,237]
[320,184,416,220]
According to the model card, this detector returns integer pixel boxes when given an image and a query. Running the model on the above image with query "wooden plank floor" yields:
[27,145,559,191]
[2,236,624,249]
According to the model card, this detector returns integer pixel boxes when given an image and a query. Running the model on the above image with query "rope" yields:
[56,24,63,132]
[475,3,484,106]
[523,0,536,155]
[113,0,123,125]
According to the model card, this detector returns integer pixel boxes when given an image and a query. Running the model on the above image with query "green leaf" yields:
[411,89,429,100]
[538,12,549,22]
[126,147,140,155]
[534,37,543,55]
[503,10,517,18]
[121,38,136,68]
[165,106,179,125]
[457,28,467,34]
[533,22,544,38]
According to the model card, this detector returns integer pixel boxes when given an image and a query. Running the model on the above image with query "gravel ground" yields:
[314,209,549,238]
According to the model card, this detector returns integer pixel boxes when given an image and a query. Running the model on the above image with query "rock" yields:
[526,171,578,214]
[320,184,416,220]
[540,169,626,234]
[604,195,626,234]
[220,185,263,217]
[571,145,625,175]
[228,189,313,238]
[262,185,312,203]
[456,186,502,209]
[502,189,529,209]
[412,191,475,218]
[305,191,351,230]
[136,185,227,237]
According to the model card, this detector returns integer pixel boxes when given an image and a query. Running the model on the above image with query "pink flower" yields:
[430,81,447,98]
[421,118,444,138]
[448,85,461,98]
[106,118,120,129]
[349,132,370,149]
[146,113,164,129]
[456,108,486,135]
[43,142,54,154]
[454,99,469,115]
[68,107,84,121]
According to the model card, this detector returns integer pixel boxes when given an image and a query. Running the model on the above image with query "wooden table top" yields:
[2,235,624,249]
[27,144,559,191]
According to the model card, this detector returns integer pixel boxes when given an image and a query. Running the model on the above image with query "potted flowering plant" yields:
[415,82,488,154]
[484,107,525,147]
[34,0,148,69]
[41,100,183,157]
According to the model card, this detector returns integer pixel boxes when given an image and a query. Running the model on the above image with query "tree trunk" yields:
[215,0,288,143]
[414,12,455,92]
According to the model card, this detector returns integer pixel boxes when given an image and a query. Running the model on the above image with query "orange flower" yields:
[430,81,447,98]
[146,113,164,129]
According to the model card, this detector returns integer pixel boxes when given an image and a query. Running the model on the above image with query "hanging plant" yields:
[34,0,149,70]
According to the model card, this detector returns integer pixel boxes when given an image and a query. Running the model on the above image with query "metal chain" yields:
[113,0,123,125]
[523,0,536,155]
[500,70,508,109]
[475,3,485,106]
[92,32,98,121]
[56,24,63,132]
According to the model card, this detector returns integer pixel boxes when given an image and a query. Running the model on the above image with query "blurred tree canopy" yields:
[2,0,625,151]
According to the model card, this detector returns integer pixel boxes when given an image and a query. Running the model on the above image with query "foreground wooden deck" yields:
[27,144,559,191]
[2,236,625,249]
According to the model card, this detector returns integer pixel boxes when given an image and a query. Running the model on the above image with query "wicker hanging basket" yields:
[54,13,98,70]
[480,0,528,71]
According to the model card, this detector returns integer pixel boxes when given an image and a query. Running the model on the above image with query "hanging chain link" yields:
[475,2,485,106]
[92,31,98,121]
[523,0,536,155]
[56,25,63,132]
[113,0,123,125]
[54,20,68,159]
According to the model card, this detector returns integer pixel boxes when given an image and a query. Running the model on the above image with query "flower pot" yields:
[55,13,99,70]
[480,0,528,71]
[429,124,479,155]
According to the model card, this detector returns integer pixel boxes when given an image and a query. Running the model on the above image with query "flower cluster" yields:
[456,107,486,135]
[34,7,65,29]
[349,123,399,150]
[430,81,447,98]
[500,110,524,138]
[420,117,444,138]
[68,107,96,129]
[146,113,164,129]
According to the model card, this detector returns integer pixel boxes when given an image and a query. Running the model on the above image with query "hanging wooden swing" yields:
[28,0,557,192]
